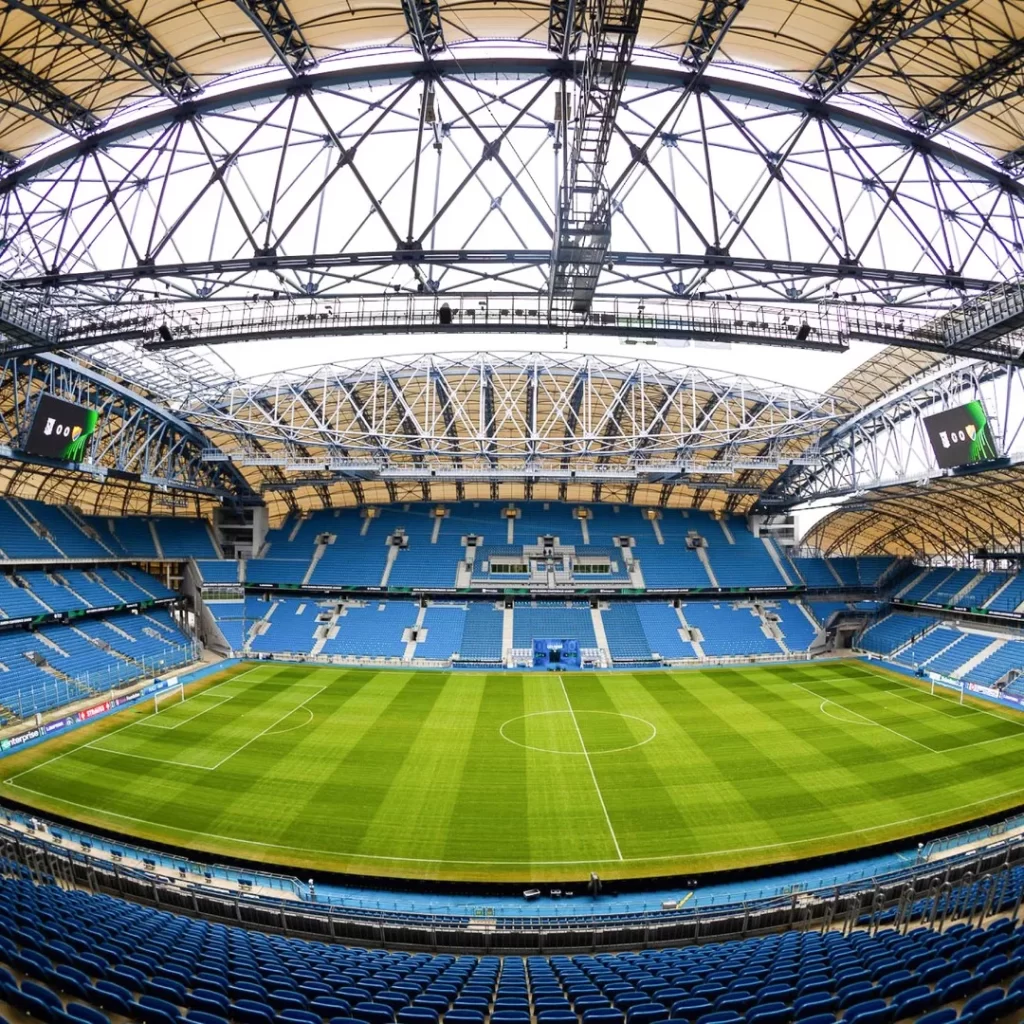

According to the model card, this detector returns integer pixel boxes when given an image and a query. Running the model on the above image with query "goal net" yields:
[153,684,185,715]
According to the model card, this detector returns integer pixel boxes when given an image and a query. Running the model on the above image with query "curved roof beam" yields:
[805,468,1024,555]
[761,357,1019,507]
[3,0,199,102]
[34,351,254,499]
[911,37,1024,138]
[234,0,316,74]
[2,59,1020,196]
[805,0,970,100]
[0,50,98,136]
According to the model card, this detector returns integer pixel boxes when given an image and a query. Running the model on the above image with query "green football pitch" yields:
[2,660,1023,883]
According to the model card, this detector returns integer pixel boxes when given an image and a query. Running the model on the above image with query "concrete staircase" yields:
[824,558,845,587]
[695,543,719,587]
[502,603,514,661]
[763,537,794,585]
[895,567,930,600]
[953,637,1006,680]
[888,620,938,660]
[951,571,986,606]
[9,499,65,558]
[148,520,165,558]
[675,604,704,659]
[404,604,428,660]
[379,541,401,587]
[982,575,1017,610]
[590,604,610,664]
[61,506,117,556]
[301,537,329,586]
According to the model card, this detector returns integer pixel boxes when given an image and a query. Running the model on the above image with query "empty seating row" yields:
[0,610,193,718]
[683,604,780,658]
[0,568,173,620]
[0,871,1021,1024]
[206,599,830,666]
[244,503,894,596]
[858,615,936,657]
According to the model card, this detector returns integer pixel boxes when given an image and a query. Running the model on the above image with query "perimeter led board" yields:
[924,400,998,471]
[25,394,99,463]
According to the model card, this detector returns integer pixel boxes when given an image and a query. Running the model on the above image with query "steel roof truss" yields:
[4,0,198,102]
[234,0,316,73]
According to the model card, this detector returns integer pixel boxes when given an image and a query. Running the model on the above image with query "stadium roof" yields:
[0,0,1021,164]
[1,0,1024,556]
[803,463,1024,557]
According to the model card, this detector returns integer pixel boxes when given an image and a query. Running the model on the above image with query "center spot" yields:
[499,710,657,754]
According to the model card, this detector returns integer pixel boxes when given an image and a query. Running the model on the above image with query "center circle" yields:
[499,710,657,755]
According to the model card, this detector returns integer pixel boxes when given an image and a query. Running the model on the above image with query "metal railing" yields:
[2,642,200,721]
[137,294,868,353]
[0,809,1021,953]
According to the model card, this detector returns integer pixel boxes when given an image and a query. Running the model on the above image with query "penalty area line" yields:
[206,686,326,770]
[791,680,938,753]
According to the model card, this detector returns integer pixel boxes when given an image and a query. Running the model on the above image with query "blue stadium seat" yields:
[746,1003,793,1024]
[278,1010,321,1024]
[626,1004,669,1024]
[839,999,888,1024]
[583,1009,625,1024]
[187,1013,229,1024]
[671,998,713,1021]
[914,1011,957,1024]
[397,1010,440,1024]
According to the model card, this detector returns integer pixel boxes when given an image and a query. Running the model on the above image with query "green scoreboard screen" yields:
[923,400,998,470]
[25,394,100,463]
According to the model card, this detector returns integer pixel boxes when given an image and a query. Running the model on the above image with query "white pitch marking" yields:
[135,693,238,730]
[4,665,266,782]
[558,677,623,861]
[801,670,1024,727]
[800,669,1024,747]
[883,673,1024,728]
[817,699,876,727]
[887,690,968,720]
[5,778,1023,868]
[791,680,937,752]
[82,743,215,770]
[206,686,325,770]
[264,705,314,736]
[499,710,657,755]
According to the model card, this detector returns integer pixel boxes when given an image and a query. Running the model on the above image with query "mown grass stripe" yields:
[1,660,1021,883]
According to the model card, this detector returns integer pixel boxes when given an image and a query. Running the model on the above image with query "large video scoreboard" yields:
[24,394,100,463]
[923,400,998,471]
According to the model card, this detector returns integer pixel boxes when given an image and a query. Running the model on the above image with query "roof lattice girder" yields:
[4,0,199,102]
[2,59,1024,351]
[0,49,98,135]
[185,351,845,489]
[763,357,1024,509]
[0,350,254,505]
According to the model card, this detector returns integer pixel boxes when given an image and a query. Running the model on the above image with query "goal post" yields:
[154,681,186,715]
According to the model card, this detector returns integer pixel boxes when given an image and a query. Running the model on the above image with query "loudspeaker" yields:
[438,302,453,325]
[796,322,811,342]
[158,324,173,343]
[673,598,681,608]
